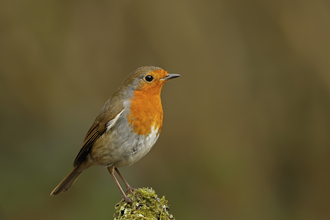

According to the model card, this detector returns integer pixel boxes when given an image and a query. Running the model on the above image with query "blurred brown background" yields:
[1,0,330,219]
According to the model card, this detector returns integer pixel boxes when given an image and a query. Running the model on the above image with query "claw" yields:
[123,195,133,204]
[126,186,137,195]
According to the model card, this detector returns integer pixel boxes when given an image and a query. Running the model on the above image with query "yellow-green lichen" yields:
[113,187,175,220]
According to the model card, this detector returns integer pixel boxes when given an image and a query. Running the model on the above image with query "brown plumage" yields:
[50,66,180,202]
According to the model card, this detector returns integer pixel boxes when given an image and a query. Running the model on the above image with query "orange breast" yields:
[127,86,164,136]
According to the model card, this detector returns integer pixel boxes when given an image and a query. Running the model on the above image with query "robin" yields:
[50,66,180,203]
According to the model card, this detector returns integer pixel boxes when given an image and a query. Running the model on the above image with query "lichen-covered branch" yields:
[113,187,175,220]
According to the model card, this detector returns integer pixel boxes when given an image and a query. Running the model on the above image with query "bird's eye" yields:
[145,75,154,82]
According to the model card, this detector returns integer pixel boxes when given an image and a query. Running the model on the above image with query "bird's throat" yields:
[127,91,163,136]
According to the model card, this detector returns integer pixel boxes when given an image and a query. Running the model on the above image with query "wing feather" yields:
[73,108,125,167]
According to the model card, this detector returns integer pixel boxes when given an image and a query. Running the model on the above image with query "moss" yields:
[113,187,175,220]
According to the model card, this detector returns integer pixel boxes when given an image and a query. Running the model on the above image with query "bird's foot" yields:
[123,195,133,204]
[126,186,137,195]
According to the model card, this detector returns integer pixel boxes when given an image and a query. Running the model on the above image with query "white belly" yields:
[117,125,160,167]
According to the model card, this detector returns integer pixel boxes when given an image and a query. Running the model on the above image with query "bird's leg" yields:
[107,166,132,203]
[115,168,137,195]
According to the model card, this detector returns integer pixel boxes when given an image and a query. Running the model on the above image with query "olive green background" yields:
[1,0,330,219]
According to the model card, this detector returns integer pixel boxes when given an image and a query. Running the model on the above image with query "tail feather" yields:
[50,166,83,195]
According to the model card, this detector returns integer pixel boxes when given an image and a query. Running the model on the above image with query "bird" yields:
[50,66,180,203]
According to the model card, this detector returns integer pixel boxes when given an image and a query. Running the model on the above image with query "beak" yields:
[161,73,181,81]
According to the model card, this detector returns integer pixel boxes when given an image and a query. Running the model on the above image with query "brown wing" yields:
[73,121,105,167]
[72,103,125,168]
[72,91,126,168]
